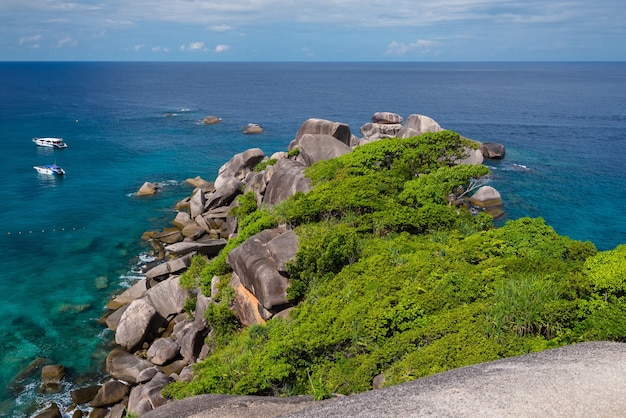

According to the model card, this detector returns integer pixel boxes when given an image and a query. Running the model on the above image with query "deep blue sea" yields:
[1,61,625,416]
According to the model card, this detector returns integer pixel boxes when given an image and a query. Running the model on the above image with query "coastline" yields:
[2,62,623,418]
[32,112,506,417]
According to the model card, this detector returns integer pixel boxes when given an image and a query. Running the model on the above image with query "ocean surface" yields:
[1,61,625,416]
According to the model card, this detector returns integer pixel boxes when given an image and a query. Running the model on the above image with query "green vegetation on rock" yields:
[164,131,625,402]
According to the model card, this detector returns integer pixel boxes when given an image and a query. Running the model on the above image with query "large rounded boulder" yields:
[262,159,312,207]
[293,118,352,147]
[214,148,265,190]
[371,111,403,124]
[298,134,352,167]
[479,142,506,159]
[397,114,443,138]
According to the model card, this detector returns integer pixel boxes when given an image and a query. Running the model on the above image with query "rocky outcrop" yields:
[145,254,194,281]
[90,380,130,408]
[469,185,504,218]
[359,112,405,144]
[164,240,227,258]
[115,298,162,352]
[71,385,101,405]
[227,227,297,313]
[457,147,484,166]
[469,186,502,207]
[41,364,65,393]
[371,111,403,124]
[359,122,403,144]
[202,116,221,125]
[480,142,506,159]
[298,134,352,167]
[137,182,158,196]
[399,114,443,137]
[106,349,155,384]
[243,123,264,134]
[215,148,265,190]
[185,176,215,192]
[231,273,267,326]
[127,372,170,416]
[262,159,311,207]
[294,118,352,147]
[33,402,62,418]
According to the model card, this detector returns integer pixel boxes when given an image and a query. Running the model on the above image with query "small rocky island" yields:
[34,113,505,417]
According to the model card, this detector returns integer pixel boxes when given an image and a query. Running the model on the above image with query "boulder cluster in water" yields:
[33,113,505,417]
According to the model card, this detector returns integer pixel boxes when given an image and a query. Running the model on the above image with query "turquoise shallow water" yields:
[0,62,625,416]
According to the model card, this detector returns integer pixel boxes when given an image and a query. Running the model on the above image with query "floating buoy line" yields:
[6,226,86,236]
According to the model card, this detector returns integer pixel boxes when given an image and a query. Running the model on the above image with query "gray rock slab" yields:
[165,240,227,257]
[262,159,311,207]
[142,342,626,418]
[298,134,352,167]
[142,394,316,418]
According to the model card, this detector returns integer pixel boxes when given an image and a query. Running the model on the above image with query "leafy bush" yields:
[229,191,259,221]
[488,275,561,339]
[399,164,490,207]
[305,130,474,184]
[287,221,362,300]
[584,244,626,302]
[180,255,209,290]
[253,158,277,172]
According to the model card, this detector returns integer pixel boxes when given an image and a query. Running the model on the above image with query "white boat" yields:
[33,163,65,176]
[33,137,68,149]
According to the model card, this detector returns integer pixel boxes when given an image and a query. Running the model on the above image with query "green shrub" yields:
[487,275,561,339]
[287,221,361,300]
[305,130,474,185]
[229,191,259,221]
[399,164,490,207]
[180,255,209,290]
[584,244,626,302]
[253,158,277,172]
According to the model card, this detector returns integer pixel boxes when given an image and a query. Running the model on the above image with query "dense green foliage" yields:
[253,158,278,172]
[163,130,625,402]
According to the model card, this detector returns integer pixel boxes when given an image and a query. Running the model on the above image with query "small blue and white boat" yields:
[33,163,65,176]
[33,137,68,149]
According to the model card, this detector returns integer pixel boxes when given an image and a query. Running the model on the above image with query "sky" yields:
[1,0,625,61]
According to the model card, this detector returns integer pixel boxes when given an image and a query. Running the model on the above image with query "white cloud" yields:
[189,41,205,51]
[215,44,230,53]
[211,24,232,32]
[57,37,77,47]
[105,18,134,25]
[18,34,42,45]
[386,39,440,55]
[133,44,144,51]
[43,18,70,23]
[181,41,207,52]
[1,0,625,60]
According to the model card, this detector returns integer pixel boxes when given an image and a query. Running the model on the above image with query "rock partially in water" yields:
[136,182,158,196]
[243,123,264,134]
[90,380,130,408]
[480,142,506,159]
[71,384,101,405]
[106,349,155,385]
[41,364,65,394]
[202,116,222,125]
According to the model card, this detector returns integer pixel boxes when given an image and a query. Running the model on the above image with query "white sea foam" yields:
[512,163,530,171]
